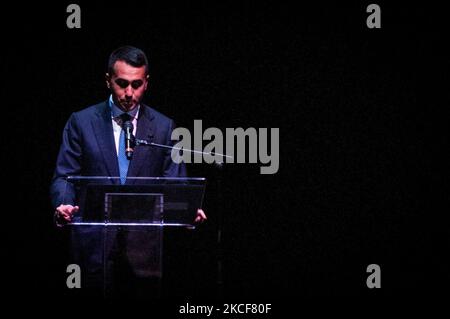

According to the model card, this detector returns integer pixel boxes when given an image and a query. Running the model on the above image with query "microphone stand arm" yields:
[135,138,232,163]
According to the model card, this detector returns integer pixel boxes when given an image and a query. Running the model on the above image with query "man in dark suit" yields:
[50,46,205,298]
[51,45,205,223]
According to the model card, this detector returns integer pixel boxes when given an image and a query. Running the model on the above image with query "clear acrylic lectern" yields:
[62,176,206,298]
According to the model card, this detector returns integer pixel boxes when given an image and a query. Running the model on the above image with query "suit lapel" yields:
[126,105,155,183]
[92,101,120,182]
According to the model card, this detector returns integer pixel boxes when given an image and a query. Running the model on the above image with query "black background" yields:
[3,1,448,303]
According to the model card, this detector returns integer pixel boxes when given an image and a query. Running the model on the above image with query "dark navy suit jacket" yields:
[50,100,186,208]
[50,101,188,294]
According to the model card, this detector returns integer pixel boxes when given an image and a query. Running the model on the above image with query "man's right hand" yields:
[55,204,79,225]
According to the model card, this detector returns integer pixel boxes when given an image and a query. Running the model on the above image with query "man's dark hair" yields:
[108,45,149,75]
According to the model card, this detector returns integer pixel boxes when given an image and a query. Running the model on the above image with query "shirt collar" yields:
[109,95,140,119]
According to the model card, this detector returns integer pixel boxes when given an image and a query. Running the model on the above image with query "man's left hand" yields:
[195,209,207,223]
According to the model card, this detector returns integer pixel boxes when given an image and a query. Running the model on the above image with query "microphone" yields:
[123,120,134,159]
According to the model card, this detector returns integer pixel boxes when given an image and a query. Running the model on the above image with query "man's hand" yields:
[194,208,207,223]
[55,204,79,226]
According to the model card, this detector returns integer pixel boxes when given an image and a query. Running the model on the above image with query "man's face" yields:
[106,60,148,111]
